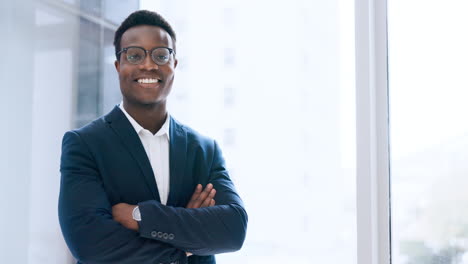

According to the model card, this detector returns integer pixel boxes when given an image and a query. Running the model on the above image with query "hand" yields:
[186,183,216,209]
[112,203,139,231]
[184,184,216,257]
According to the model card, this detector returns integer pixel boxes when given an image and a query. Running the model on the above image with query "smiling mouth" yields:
[136,78,162,84]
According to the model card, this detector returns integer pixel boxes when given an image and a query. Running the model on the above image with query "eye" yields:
[152,49,171,64]
[124,47,145,63]
[128,53,142,61]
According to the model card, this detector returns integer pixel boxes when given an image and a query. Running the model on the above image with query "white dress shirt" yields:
[119,103,170,205]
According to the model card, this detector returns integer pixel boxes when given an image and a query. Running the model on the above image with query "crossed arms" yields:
[111,183,218,257]
[58,131,247,264]
[112,183,218,233]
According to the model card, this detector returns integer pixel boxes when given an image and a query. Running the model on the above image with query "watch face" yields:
[132,206,141,221]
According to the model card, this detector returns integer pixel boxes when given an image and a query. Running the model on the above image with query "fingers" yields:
[186,183,216,208]
[186,184,202,208]
[200,188,216,207]
[193,183,213,208]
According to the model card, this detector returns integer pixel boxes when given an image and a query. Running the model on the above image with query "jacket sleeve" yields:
[58,131,188,264]
[137,140,248,256]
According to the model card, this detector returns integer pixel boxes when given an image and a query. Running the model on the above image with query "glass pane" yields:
[76,17,101,128]
[389,1,468,263]
[80,0,102,17]
[103,0,139,25]
[101,27,121,113]
[2,1,149,263]
[28,2,78,263]
[141,0,357,263]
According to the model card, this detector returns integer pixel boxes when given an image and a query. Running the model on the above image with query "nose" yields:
[139,53,159,70]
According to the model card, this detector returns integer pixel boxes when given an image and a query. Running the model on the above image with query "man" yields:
[58,10,247,264]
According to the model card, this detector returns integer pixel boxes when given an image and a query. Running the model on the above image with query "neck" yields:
[122,99,167,134]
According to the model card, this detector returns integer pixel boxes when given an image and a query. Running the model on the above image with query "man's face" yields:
[115,25,178,107]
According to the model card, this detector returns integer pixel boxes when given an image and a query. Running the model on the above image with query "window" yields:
[13,0,137,262]
[389,1,468,263]
[142,0,357,262]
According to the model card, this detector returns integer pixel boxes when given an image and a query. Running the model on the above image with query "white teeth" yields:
[137,78,159,84]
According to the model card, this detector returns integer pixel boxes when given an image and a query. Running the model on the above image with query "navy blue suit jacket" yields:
[58,106,247,264]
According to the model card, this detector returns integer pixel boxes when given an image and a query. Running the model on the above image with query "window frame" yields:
[355,0,391,263]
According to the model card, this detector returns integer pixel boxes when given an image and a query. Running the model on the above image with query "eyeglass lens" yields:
[125,47,171,65]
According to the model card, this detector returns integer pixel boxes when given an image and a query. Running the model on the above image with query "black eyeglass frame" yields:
[117,46,176,65]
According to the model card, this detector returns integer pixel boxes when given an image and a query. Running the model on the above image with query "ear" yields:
[114,60,120,72]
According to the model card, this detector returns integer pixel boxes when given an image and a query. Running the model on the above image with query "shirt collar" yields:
[119,102,170,140]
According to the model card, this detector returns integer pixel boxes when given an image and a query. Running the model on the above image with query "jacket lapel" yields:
[104,106,161,201]
[167,117,187,206]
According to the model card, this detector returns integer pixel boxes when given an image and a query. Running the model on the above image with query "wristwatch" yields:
[132,206,141,222]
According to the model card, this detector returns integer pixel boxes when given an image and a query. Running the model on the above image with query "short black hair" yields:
[113,10,176,61]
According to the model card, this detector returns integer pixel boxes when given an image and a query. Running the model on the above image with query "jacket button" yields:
[168,233,175,240]
[163,233,169,239]
[157,231,163,238]
[151,231,157,237]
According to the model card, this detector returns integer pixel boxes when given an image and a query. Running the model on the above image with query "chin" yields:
[127,96,166,107]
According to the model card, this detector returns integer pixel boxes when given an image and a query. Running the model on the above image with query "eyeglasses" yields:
[117,46,175,66]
